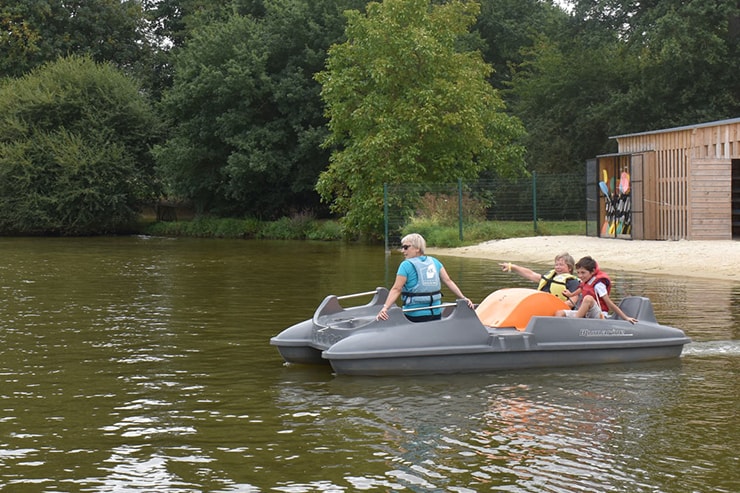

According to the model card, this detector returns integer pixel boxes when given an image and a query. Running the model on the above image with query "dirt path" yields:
[427,235,740,281]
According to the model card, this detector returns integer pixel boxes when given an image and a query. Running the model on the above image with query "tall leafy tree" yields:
[0,56,162,235]
[507,0,739,176]
[316,0,526,236]
[141,0,234,50]
[609,0,740,128]
[154,0,363,217]
[474,0,563,90]
[508,32,628,173]
[0,0,149,79]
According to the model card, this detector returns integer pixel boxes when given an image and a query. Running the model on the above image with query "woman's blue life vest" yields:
[400,256,443,316]
[537,269,579,301]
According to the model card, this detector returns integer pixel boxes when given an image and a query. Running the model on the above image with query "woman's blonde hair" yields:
[401,233,426,254]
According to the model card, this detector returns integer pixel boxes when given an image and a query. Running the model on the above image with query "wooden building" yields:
[587,117,740,241]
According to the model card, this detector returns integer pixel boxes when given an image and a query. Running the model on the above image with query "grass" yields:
[141,214,347,241]
[402,219,585,248]
[140,215,584,247]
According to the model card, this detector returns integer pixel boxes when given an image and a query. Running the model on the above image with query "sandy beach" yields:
[428,236,740,281]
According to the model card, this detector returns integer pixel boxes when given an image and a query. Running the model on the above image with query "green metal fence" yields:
[383,172,585,251]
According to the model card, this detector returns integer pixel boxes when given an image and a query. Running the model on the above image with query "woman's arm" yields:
[440,267,474,308]
[376,274,406,320]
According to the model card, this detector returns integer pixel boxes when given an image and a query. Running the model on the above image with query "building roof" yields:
[610,117,740,140]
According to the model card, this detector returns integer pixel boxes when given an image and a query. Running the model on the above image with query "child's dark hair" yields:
[576,256,597,272]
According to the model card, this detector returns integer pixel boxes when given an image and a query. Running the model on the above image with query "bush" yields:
[402,218,584,247]
[142,214,345,241]
[0,56,161,235]
[213,218,257,238]
[256,217,298,239]
[416,192,487,225]
[305,220,345,240]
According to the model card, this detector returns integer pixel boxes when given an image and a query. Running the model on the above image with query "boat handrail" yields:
[403,303,458,313]
[336,290,381,301]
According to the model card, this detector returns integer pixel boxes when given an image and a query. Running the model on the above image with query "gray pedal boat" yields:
[270,287,691,376]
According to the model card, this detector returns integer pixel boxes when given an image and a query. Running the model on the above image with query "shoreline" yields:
[427,235,740,282]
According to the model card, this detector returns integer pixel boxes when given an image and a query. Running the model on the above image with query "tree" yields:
[316,0,526,237]
[609,0,740,128]
[140,0,234,50]
[508,32,629,173]
[473,0,562,90]
[506,0,740,176]
[0,56,162,235]
[154,0,364,218]
[0,1,150,79]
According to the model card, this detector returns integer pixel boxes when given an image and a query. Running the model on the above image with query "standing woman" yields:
[377,233,474,322]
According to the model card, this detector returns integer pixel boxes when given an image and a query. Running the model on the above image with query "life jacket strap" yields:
[401,290,442,306]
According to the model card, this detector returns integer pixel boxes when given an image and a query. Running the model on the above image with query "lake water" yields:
[0,236,737,492]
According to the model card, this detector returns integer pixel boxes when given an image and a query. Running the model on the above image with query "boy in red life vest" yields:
[555,256,637,323]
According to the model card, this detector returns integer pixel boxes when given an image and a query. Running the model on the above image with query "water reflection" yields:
[0,237,736,492]
[272,358,737,492]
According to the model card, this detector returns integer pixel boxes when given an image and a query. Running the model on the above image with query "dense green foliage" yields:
[144,214,345,240]
[0,1,158,89]
[154,0,365,218]
[509,0,740,173]
[0,56,161,235]
[403,218,585,247]
[142,215,582,246]
[316,0,526,237]
[0,0,737,236]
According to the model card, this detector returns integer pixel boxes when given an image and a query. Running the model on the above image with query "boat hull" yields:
[271,319,328,365]
[270,288,691,376]
[328,342,687,376]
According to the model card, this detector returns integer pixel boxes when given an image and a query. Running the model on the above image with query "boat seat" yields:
[616,296,658,323]
[476,288,568,330]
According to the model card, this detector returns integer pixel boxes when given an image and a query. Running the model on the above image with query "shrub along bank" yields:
[141,216,583,247]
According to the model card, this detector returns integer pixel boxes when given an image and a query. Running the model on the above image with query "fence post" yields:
[532,171,538,233]
[458,178,463,241]
[384,183,389,253]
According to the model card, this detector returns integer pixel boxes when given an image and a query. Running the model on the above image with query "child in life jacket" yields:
[555,256,637,323]
[500,252,579,307]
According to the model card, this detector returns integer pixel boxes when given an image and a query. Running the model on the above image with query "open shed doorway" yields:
[588,154,643,239]
[733,159,740,239]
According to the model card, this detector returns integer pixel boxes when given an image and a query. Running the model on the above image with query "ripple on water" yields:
[0,238,736,492]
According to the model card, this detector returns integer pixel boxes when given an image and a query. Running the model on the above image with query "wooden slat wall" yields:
[689,159,732,240]
[656,131,689,239]
[615,120,740,240]
[639,152,658,240]
[693,121,740,160]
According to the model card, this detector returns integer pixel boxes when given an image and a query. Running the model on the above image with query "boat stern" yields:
[270,318,326,365]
